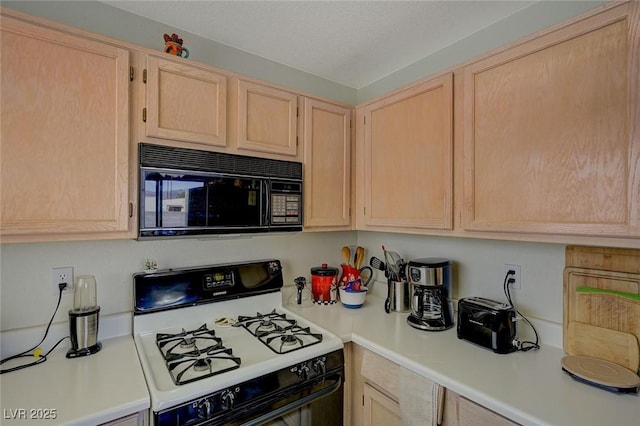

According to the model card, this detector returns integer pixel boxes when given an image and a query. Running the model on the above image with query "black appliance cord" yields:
[0,286,69,374]
[503,270,540,352]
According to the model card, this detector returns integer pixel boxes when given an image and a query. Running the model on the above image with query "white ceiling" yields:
[104,0,536,89]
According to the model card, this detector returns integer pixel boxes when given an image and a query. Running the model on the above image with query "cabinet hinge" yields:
[363,207,366,216]
[296,136,299,146]
[296,107,299,118]
[129,203,134,218]
[143,69,147,84]
[142,108,147,122]
[129,66,134,82]
[362,394,365,406]
[349,207,352,217]
[350,119,352,129]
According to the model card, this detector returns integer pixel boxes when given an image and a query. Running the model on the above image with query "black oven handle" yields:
[241,373,342,426]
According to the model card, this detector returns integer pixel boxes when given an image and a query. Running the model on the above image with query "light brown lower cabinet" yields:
[346,343,519,426]
[363,383,401,426]
[100,411,148,426]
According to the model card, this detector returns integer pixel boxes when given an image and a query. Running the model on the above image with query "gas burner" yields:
[157,324,215,347]
[280,334,300,346]
[234,310,322,354]
[166,347,241,386]
[155,324,241,384]
[193,358,212,372]
[235,309,298,335]
[262,326,323,354]
[180,337,196,350]
[260,319,275,329]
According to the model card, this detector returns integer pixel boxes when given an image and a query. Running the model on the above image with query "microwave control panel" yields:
[271,194,301,224]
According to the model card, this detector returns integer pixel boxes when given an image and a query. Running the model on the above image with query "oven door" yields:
[242,373,343,426]
[140,168,267,237]
[154,371,343,426]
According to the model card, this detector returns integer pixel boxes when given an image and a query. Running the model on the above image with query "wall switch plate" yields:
[505,264,522,290]
[52,267,74,295]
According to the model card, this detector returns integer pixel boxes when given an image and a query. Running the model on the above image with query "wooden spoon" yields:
[355,246,365,269]
[342,246,352,266]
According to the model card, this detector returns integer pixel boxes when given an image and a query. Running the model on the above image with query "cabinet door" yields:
[362,73,453,230]
[303,98,351,228]
[236,79,298,156]
[363,383,402,426]
[463,3,640,237]
[0,16,130,239]
[145,55,226,146]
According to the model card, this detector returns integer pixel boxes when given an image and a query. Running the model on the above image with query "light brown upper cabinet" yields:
[302,98,352,229]
[361,74,453,230]
[0,13,131,242]
[233,79,299,157]
[144,55,227,147]
[463,2,639,237]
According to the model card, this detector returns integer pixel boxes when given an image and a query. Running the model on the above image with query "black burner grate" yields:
[156,324,241,385]
[234,310,323,354]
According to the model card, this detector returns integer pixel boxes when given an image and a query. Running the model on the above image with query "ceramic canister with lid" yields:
[310,263,339,305]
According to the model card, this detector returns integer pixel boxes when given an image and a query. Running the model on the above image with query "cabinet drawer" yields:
[458,397,519,426]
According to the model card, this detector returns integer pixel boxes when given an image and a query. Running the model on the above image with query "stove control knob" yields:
[294,363,310,380]
[312,357,326,375]
[221,389,235,410]
[196,398,214,419]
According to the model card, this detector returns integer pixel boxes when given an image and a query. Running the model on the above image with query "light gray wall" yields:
[0,232,356,331]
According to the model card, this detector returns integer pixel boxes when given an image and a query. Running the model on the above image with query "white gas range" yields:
[132,259,344,426]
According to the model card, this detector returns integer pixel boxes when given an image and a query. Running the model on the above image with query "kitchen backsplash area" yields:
[1,231,569,356]
[358,232,566,347]
[0,232,355,357]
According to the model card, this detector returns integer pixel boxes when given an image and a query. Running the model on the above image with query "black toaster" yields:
[457,297,518,354]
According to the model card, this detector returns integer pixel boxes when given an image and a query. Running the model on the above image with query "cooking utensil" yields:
[370,256,386,272]
[355,246,365,269]
[382,245,402,280]
[385,281,391,313]
[341,246,352,266]
[561,355,640,394]
[566,321,639,372]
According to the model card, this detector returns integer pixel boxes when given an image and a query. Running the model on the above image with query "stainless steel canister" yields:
[389,279,411,312]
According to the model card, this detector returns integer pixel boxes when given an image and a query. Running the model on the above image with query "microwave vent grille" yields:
[139,143,301,179]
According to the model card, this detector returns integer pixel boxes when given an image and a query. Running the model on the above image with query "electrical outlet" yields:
[52,267,74,295]
[504,264,522,290]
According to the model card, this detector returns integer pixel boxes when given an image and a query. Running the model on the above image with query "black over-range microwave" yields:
[138,143,303,239]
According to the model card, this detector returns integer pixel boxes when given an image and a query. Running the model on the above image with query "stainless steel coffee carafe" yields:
[67,275,102,358]
[407,258,454,331]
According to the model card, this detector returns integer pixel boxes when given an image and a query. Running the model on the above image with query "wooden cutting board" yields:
[566,321,639,372]
[566,246,640,274]
[563,266,640,371]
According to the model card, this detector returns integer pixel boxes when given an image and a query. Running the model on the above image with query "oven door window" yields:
[142,170,264,230]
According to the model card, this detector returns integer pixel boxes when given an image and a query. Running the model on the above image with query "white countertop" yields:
[285,294,640,426]
[0,335,150,425]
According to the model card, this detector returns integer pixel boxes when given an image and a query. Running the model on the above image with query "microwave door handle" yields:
[155,179,163,227]
[263,179,270,227]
